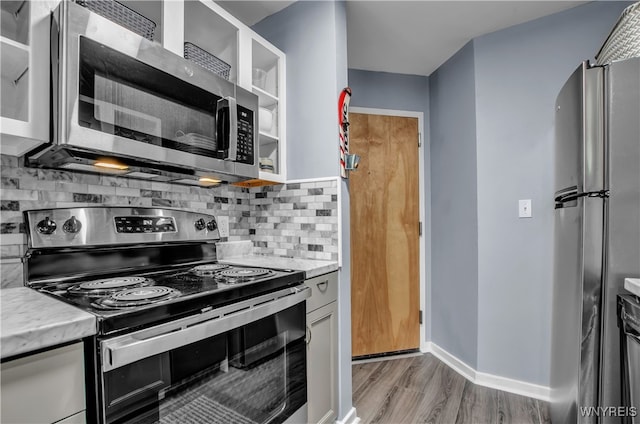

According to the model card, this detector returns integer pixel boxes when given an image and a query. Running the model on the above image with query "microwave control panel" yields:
[236,106,254,165]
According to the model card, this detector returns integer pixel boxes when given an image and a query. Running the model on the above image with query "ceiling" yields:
[216,1,589,76]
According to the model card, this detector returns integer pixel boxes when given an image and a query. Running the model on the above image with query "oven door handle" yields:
[101,286,310,372]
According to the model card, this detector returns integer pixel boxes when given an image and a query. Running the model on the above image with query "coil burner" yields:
[68,276,153,298]
[215,268,275,284]
[191,264,230,276]
[92,286,181,309]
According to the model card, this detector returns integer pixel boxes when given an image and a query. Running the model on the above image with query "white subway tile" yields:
[0,189,38,201]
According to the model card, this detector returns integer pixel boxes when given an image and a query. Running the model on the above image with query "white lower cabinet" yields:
[1,342,86,424]
[306,272,338,424]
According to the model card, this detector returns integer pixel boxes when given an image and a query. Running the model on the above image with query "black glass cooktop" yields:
[36,264,304,336]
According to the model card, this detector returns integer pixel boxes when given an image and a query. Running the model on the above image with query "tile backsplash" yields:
[0,155,338,288]
[242,181,339,261]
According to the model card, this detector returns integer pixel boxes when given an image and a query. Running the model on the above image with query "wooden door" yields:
[350,113,420,357]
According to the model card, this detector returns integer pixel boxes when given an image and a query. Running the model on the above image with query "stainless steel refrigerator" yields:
[551,56,640,423]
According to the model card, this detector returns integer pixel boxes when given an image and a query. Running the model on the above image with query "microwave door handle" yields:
[226,96,238,161]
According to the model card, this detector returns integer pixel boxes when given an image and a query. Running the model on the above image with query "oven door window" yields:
[101,302,306,424]
[78,36,222,158]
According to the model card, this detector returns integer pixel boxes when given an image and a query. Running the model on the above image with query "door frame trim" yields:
[349,107,429,354]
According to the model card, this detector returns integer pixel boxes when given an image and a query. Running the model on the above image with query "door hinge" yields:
[419,221,422,236]
[419,310,423,325]
[418,133,422,148]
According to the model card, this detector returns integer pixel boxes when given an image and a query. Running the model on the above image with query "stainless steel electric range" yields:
[23,207,309,424]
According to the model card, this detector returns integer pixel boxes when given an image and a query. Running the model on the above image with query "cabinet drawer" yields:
[305,272,338,312]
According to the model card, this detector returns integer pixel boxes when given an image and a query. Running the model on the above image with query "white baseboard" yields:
[425,341,476,382]
[424,342,551,402]
[475,371,551,402]
[335,407,360,424]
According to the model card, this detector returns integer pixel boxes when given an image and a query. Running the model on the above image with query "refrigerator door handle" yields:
[555,189,609,208]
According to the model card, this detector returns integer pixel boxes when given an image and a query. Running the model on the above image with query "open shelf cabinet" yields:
[0,0,52,156]
[1,0,288,184]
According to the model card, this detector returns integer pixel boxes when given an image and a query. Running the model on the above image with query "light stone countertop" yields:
[1,288,96,359]
[217,241,338,279]
[219,255,338,279]
[624,278,640,297]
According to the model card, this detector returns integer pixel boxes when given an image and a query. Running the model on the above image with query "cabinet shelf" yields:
[258,138,280,180]
[1,1,29,45]
[184,1,239,83]
[1,0,50,156]
[120,1,163,44]
[1,36,28,81]
[1,36,29,122]
[257,171,284,183]
[253,86,279,108]
[259,131,279,144]
[251,39,279,98]
[0,1,24,14]
[248,33,285,183]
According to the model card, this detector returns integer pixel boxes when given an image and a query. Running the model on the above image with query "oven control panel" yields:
[114,216,176,233]
[24,207,221,249]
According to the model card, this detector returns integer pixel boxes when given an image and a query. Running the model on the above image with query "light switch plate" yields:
[217,216,229,237]
[519,199,532,218]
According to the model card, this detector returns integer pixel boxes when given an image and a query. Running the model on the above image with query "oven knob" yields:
[63,216,82,234]
[36,217,57,235]
[206,219,217,231]
[195,218,206,231]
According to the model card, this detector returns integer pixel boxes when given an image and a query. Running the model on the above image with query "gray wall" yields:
[472,1,633,385]
[253,1,343,181]
[427,1,631,386]
[429,41,479,368]
[348,70,428,114]
[253,2,355,420]
[254,0,632,400]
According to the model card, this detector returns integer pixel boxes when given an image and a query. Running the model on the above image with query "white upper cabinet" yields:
[1,1,55,156]
[120,1,163,43]
[248,37,286,183]
[128,0,287,183]
[183,1,239,83]
[1,0,287,183]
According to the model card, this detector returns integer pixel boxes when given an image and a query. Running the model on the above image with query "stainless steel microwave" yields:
[28,1,259,184]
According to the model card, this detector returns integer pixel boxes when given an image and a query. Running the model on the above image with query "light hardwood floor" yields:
[352,353,551,424]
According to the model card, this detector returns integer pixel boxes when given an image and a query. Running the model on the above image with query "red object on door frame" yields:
[339,87,352,178]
